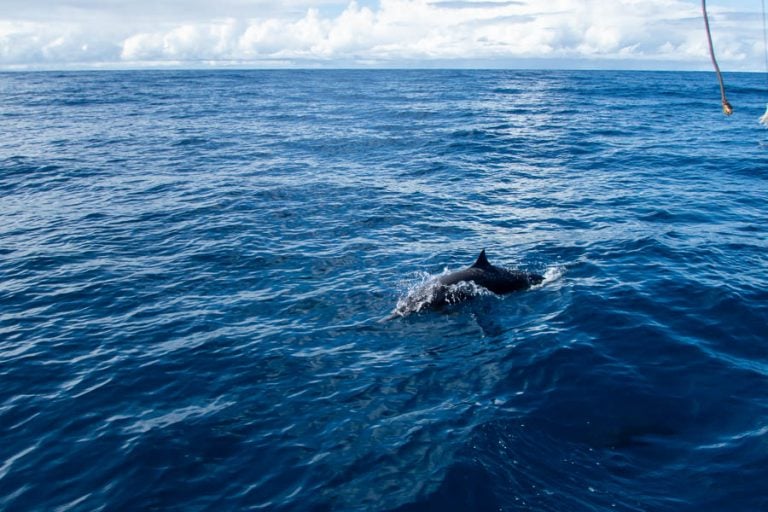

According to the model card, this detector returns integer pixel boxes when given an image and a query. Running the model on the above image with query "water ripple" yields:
[1,70,767,512]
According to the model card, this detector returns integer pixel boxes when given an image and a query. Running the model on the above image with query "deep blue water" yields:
[1,69,767,511]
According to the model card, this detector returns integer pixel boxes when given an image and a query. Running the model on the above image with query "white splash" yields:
[391,273,442,318]
[760,104,768,127]
[387,270,493,319]
[543,265,566,283]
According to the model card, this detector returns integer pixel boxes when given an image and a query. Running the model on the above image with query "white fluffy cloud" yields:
[0,0,765,69]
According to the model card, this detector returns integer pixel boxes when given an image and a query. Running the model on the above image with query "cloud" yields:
[429,1,524,9]
[1,0,766,70]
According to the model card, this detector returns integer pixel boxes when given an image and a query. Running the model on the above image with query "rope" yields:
[701,0,733,115]
[761,0,768,125]
[763,0,768,89]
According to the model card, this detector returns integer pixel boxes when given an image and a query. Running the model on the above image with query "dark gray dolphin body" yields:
[390,249,543,318]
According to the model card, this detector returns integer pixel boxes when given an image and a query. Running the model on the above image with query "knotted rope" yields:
[760,0,768,125]
[701,0,733,115]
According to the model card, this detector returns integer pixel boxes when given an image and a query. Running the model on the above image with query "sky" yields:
[1,0,767,71]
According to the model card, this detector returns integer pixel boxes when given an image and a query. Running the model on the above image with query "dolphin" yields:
[389,249,543,318]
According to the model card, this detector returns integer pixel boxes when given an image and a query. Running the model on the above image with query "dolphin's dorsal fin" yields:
[471,249,491,269]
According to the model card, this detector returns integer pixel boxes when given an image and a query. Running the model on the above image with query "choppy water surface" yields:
[1,70,767,511]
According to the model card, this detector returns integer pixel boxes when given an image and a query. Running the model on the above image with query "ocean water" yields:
[1,69,767,511]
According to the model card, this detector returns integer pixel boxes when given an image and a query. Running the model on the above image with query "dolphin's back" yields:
[438,250,542,294]
[389,249,542,318]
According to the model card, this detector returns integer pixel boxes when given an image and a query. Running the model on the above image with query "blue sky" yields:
[1,0,766,70]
